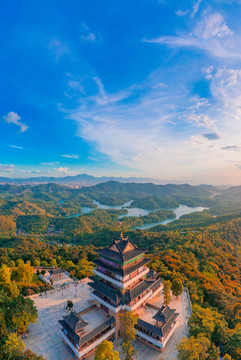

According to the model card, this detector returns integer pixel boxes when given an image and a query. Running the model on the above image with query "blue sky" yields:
[1,0,241,184]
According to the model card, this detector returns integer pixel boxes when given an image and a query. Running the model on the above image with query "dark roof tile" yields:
[63,312,88,333]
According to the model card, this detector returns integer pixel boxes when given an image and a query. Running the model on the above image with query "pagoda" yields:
[90,236,163,337]
[59,236,179,358]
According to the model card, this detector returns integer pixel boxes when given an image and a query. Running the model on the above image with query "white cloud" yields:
[0,164,14,173]
[191,0,202,18]
[176,9,189,17]
[79,22,101,43]
[10,145,24,150]
[176,0,202,18]
[61,154,79,159]
[27,170,40,174]
[41,162,60,166]
[48,38,69,59]
[144,11,240,59]
[188,133,220,149]
[210,68,241,119]
[194,12,233,39]
[60,75,194,176]
[59,59,241,183]
[186,113,215,128]
[3,112,28,133]
[54,167,69,174]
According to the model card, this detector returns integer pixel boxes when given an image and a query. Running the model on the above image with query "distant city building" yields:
[59,236,178,358]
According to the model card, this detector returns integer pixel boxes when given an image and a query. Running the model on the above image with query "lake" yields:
[131,205,207,230]
[65,199,207,229]
[67,207,94,218]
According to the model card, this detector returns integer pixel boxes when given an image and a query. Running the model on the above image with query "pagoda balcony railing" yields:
[59,327,115,359]
[93,267,149,289]
[136,330,163,348]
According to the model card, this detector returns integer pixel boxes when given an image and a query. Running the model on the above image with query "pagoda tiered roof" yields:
[89,279,123,304]
[93,257,150,276]
[89,277,162,306]
[98,237,146,263]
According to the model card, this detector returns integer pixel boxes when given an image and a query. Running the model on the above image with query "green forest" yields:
[0,181,241,358]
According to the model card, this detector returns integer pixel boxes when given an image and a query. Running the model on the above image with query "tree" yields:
[163,280,172,305]
[0,215,16,236]
[226,328,241,360]
[76,258,93,279]
[207,343,220,360]
[2,281,19,298]
[8,295,37,334]
[177,335,210,360]
[0,265,11,284]
[171,277,183,299]
[0,265,19,298]
[0,308,8,339]
[67,300,73,310]
[120,311,138,360]
[8,260,15,268]
[189,305,229,346]
[2,332,25,359]
[95,340,120,360]
[22,349,46,359]
[12,262,33,285]
[50,259,57,268]
[223,355,232,360]
[33,260,40,267]
[16,259,24,267]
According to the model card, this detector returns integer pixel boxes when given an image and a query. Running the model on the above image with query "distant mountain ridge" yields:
[0,173,163,186]
[81,180,216,198]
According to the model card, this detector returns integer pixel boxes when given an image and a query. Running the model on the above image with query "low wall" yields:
[27,278,88,299]
[184,287,192,316]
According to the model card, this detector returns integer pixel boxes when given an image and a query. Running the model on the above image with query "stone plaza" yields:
[23,281,191,360]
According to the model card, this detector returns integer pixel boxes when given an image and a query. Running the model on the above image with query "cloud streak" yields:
[61,154,79,159]
[0,164,14,173]
[3,112,28,133]
[144,11,241,60]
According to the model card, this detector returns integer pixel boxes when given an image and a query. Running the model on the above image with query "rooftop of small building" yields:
[62,311,88,333]
[136,293,179,337]
[50,268,65,275]
[59,305,114,345]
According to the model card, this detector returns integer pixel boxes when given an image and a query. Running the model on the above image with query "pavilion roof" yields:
[98,237,145,263]
[62,311,88,333]
[137,305,179,337]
